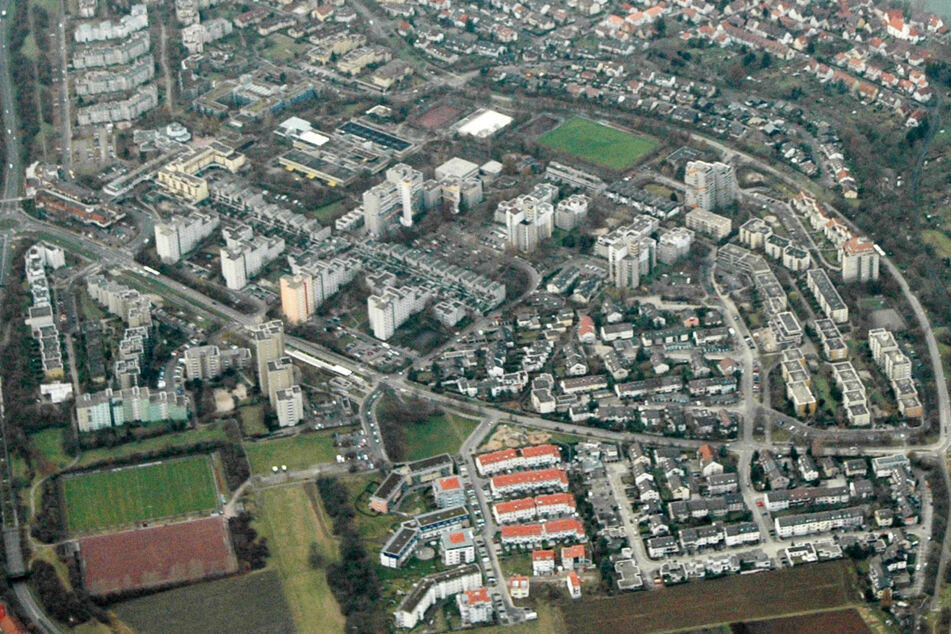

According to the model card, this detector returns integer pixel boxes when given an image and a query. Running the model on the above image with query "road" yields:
[54,0,70,171]
[0,2,63,631]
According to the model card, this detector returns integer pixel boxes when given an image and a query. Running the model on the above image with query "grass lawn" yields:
[76,424,229,467]
[30,428,71,474]
[923,230,951,260]
[243,428,353,475]
[310,199,346,223]
[254,485,344,634]
[340,475,400,547]
[62,456,219,534]
[537,117,657,170]
[78,289,107,322]
[115,568,294,634]
[403,413,479,462]
[499,551,532,577]
[261,34,309,63]
[238,404,268,436]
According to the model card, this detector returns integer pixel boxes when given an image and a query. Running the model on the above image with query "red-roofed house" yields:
[475,448,520,476]
[561,544,590,570]
[509,575,530,598]
[520,444,561,468]
[532,549,556,575]
[534,492,576,518]
[490,469,568,497]
[544,518,586,541]
[566,570,582,598]
[577,314,596,343]
[0,605,25,634]
[457,587,493,625]
[493,497,537,524]
[502,523,545,546]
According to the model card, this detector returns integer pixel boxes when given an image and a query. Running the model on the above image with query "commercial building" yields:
[806,268,849,323]
[154,211,219,263]
[840,236,880,282]
[156,142,246,203]
[684,160,736,211]
[685,208,732,240]
[182,345,251,380]
[367,285,430,340]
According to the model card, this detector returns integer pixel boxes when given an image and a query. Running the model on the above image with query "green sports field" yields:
[62,456,219,535]
[537,117,657,170]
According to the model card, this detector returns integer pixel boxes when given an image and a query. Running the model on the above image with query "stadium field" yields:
[537,117,657,170]
[63,455,219,535]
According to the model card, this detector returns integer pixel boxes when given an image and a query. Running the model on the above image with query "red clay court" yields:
[80,516,237,596]
[416,104,461,130]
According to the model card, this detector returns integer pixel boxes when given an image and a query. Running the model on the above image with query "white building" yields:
[555,194,589,231]
[657,227,694,264]
[154,211,219,263]
[367,285,430,340]
[220,225,285,290]
[440,529,476,566]
[502,194,555,254]
[275,385,304,427]
[394,565,482,630]
[684,160,736,211]
[364,163,424,236]
[840,236,880,282]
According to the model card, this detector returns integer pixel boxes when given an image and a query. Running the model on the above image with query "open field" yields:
[403,413,479,462]
[30,428,71,474]
[243,428,352,475]
[76,424,229,466]
[480,601,567,634]
[254,484,345,634]
[63,456,219,534]
[923,230,951,260]
[115,568,293,634]
[80,516,236,595]
[563,561,860,633]
[537,117,657,170]
[237,404,267,436]
[734,607,871,633]
[340,475,399,546]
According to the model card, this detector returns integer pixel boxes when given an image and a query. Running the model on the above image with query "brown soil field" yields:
[732,607,871,634]
[563,560,860,634]
[81,516,237,596]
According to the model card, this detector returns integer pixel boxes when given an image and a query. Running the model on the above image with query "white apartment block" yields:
[503,193,555,254]
[266,357,295,408]
[74,4,148,43]
[806,268,849,324]
[364,163,424,236]
[248,320,284,395]
[367,285,430,340]
[394,565,482,630]
[840,236,880,283]
[554,194,589,231]
[774,507,864,539]
[220,225,285,290]
[155,211,220,263]
[182,345,251,380]
[282,255,362,325]
[275,385,304,427]
[657,227,694,264]
[684,160,736,211]
[72,32,151,69]
[685,208,732,240]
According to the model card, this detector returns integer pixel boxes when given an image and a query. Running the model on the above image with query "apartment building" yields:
[182,344,249,380]
[502,193,555,254]
[154,211,219,263]
[248,320,284,395]
[367,285,430,340]
[393,565,481,629]
[840,236,880,283]
[774,507,864,539]
[489,468,569,498]
[220,225,285,290]
[441,529,476,566]
[806,268,849,324]
[265,357,295,408]
[739,217,772,249]
[274,385,304,427]
[76,387,189,432]
[684,160,736,211]
[86,275,152,327]
[657,226,694,264]
[281,255,362,325]
[686,208,732,240]
[364,163,425,236]
[74,4,148,43]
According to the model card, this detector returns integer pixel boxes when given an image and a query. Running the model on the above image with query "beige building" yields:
[248,320,284,395]
[686,208,732,240]
[280,274,313,326]
[840,236,880,282]
[685,160,736,211]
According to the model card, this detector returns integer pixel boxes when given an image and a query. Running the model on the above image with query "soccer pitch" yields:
[537,117,657,170]
[63,455,219,535]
